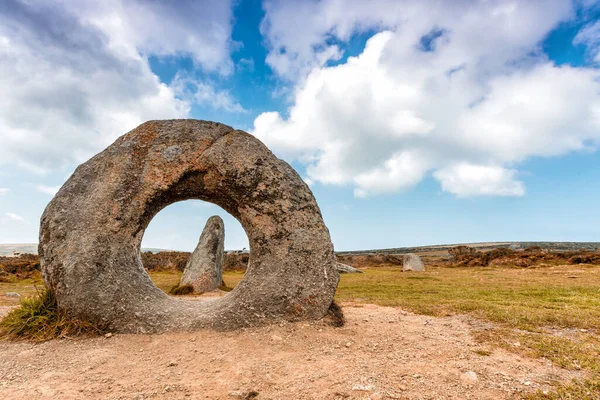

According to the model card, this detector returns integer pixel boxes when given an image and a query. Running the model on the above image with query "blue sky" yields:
[1,0,600,251]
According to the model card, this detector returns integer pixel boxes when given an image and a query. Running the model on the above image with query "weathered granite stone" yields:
[336,262,363,273]
[39,119,339,333]
[402,253,425,271]
[180,215,225,292]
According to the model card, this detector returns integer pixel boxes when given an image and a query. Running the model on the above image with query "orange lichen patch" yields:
[142,165,186,190]
[193,138,214,160]
[130,122,160,146]
[111,202,119,218]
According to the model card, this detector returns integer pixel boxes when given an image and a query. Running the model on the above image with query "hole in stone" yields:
[140,200,249,296]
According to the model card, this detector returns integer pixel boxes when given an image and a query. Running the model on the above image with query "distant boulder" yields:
[402,253,424,271]
[336,262,363,273]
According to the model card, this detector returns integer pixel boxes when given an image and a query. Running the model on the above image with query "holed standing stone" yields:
[39,119,339,333]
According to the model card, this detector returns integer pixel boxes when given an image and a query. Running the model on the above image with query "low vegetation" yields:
[448,245,600,268]
[141,251,190,271]
[0,253,40,282]
[0,287,108,342]
[335,265,600,330]
[168,283,194,295]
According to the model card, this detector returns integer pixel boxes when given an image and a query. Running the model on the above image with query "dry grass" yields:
[333,264,600,399]
[148,271,181,293]
[334,264,600,331]
[222,270,245,288]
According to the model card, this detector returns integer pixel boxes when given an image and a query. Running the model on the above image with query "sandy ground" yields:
[0,306,12,319]
[0,303,578,400]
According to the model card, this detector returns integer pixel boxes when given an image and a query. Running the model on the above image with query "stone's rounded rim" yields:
[39,119,339,333]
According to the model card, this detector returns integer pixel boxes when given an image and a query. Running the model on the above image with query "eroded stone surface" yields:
[39,119,339,333]
[180,215,225,292]
[402,253,425,271]
[336,263,363,273]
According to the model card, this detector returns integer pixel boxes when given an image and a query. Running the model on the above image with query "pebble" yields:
[352,384,375,391]
[4,292,20,297]
[461,371,478,383]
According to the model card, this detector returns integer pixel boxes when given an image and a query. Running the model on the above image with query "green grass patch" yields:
[0,287,108,342]
[0,272,44,306]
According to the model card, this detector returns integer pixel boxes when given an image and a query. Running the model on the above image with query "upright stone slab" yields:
[39,119,339,333]
[402,253,425,271]
[180,215,225,292]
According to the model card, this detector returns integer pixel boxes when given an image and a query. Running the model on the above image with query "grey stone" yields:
[39,119,339,333]
[402,253,425,271]
[336,262,363,273]
[4,292,21,298]
[180,215,225,292]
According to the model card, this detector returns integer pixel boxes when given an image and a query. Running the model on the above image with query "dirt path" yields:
[0,304,577,399]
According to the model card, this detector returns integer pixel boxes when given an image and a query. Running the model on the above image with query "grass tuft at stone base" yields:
[0,286,108,342]
[168,284,194,295]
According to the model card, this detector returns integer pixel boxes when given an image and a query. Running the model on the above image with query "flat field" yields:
[1,263,599,399]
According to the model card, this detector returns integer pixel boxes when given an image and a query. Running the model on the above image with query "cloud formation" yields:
[171,73,247,113]
[5,212,24,222]
[574,18,600,62]
[253,0,600,197]
[0,0,233,173]
[0,188,8,196]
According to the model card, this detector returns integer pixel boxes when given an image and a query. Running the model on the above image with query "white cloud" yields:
[261,0,573,79]
[253,0,600,197]
[574,19,600,62]
[434,164,525,198]
[55,0,235,73]
[171,73,247,113]
[0,188,8,195]
[36,185,61,196]
[5,212,24,222]
[0,0,234,174]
